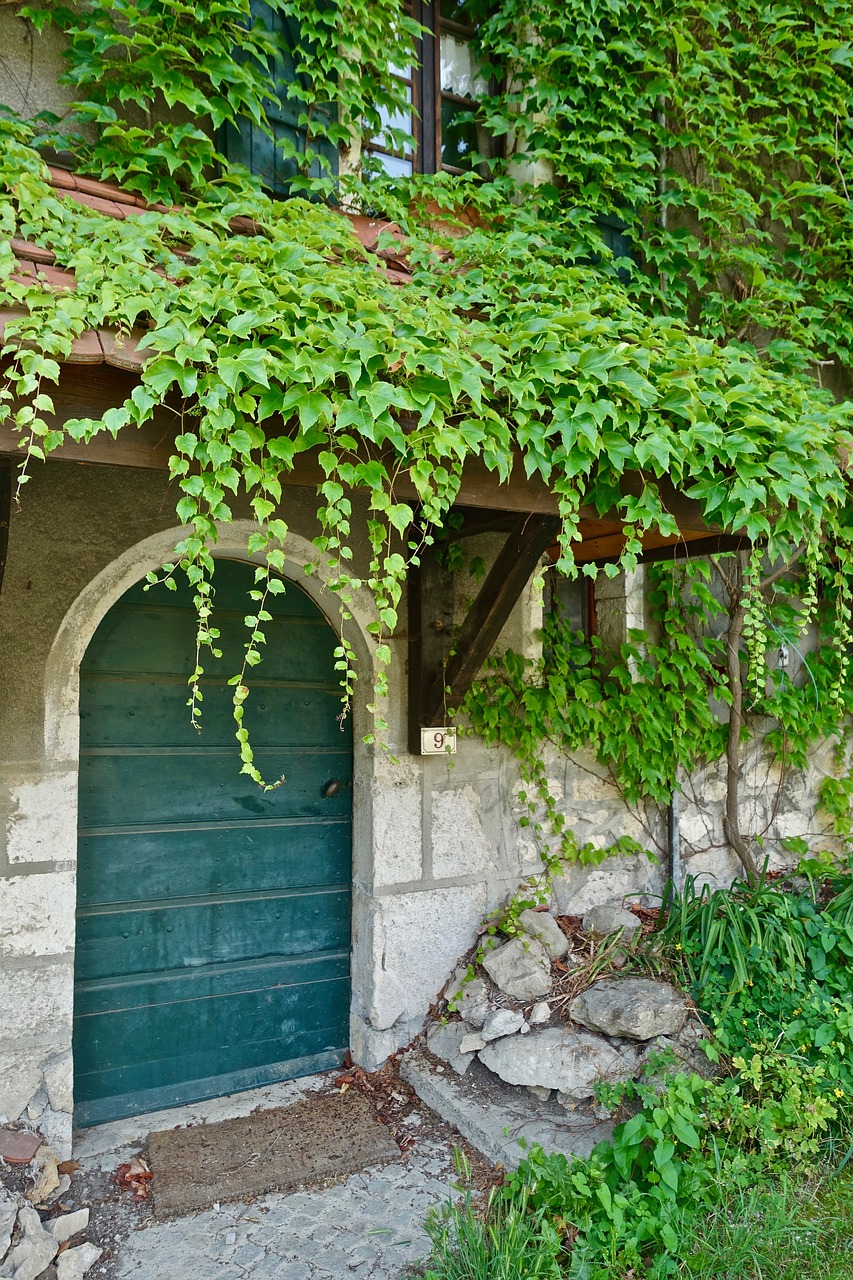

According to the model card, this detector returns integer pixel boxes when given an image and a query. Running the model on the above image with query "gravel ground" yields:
[2,1066,496,1280]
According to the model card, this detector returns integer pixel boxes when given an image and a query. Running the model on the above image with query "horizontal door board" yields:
[77,749,352,826]
[75,950,351,1015]
[76,890,351,980]
[74,1049,348,1128]
[74,983,350,1090]
[77,822,351,906]
[80,678,348,749]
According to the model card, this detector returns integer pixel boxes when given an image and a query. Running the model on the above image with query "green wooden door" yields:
[73,561,352,1126]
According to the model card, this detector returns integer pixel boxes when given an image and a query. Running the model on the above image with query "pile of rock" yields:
[426,904,709,1106]
[0,1144,101,1280]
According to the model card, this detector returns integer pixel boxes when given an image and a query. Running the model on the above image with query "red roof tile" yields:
[4,164,416,369]
[98,327,150,372]
[10,239,55,265]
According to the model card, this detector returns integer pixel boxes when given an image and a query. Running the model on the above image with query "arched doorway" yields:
[73,560,352,1125]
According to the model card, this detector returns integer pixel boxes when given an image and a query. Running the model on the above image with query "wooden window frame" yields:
[368,2,487,177]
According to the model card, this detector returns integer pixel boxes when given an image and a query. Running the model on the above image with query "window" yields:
[367,1,495,177]
[225,1,493,194]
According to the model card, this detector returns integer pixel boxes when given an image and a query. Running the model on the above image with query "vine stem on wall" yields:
[723,552,760,884]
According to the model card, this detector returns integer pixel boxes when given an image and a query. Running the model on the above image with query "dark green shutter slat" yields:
[223,0,339,193]
[74,560,352,1126]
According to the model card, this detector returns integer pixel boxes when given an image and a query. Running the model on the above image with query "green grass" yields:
[420,1178,563,1280]
[417,1168,853,1280]
[675,1172,853,1280]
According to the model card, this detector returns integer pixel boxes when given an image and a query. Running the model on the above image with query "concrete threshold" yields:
[73,1073,333,1169]
[401,1049,614,1170]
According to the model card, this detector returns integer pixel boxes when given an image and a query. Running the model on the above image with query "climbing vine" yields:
[0,0,852,828]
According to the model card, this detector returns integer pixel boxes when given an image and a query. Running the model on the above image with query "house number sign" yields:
[420,727,457,755]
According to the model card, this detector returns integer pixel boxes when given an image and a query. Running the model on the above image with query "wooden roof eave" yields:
[0,358,717,541]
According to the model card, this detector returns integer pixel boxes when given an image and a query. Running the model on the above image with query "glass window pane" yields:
[440,33,489,98]
[441,98,480,169]
[375,97,413,139]
[368,152,414,178]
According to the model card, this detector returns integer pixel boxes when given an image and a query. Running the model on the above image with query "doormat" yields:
[147,1089,401,1219]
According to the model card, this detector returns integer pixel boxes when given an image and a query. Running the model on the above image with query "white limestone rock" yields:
[581,905,641,941]
[0,1058,42,1125]
[571,979,689,1042]
[517,909,568,959]
[0,1206,57,1280]
[25,1147,60,1207]
[528,1001,551,1026]
[426,1022,476,1075]
[479,1027,642,1100]
[56,1244,102,1280]
[0,1194,20,1263]
[451,977,493,1028]
[46,1210,89,1246]
[459,1032,487,1055]
[481,937,551,1001]
[481,1008,527,1042]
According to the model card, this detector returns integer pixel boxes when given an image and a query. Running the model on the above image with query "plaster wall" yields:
[0,6,72,122]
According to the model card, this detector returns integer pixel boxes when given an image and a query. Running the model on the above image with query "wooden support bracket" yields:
[408,512,561,753]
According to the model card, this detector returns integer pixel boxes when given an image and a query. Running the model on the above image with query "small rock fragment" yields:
[581,904,641,942]
[46,1209,89,1246]
[452,978,493,1028]
[0,1193,20,1262]
[481,937,552,1001]
[44,1178,71,1207]
[0,1205,57,1280]
[528,1001,551,1026]
[458,1032,486,1055]
[56,1243,102,1280]
[26,1147,60,1207]
[517,909,569,959]
[526,1085,552,1102]
[426,1023,476,1076]
[481,1008,526,1041]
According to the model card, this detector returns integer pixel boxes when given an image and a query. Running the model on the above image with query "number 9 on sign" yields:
[420,727,457,755]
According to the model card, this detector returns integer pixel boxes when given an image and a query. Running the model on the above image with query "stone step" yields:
[400,1050,614,1171]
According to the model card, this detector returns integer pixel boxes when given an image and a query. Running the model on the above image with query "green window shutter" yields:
[223,0,339,193]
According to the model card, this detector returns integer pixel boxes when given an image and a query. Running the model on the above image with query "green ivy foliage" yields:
[465,561,729,812]
[472,0,853,377]
[1,0,852,799]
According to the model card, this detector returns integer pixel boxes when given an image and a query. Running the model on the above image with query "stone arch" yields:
[38,521,380,1126]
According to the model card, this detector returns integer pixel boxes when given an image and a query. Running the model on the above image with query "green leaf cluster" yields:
[1,0,853,786]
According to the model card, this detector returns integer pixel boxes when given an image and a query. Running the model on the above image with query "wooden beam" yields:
[420,513,561,729]
[407,544,457,755]
[637,532,749,564]
[0,363,716,532]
